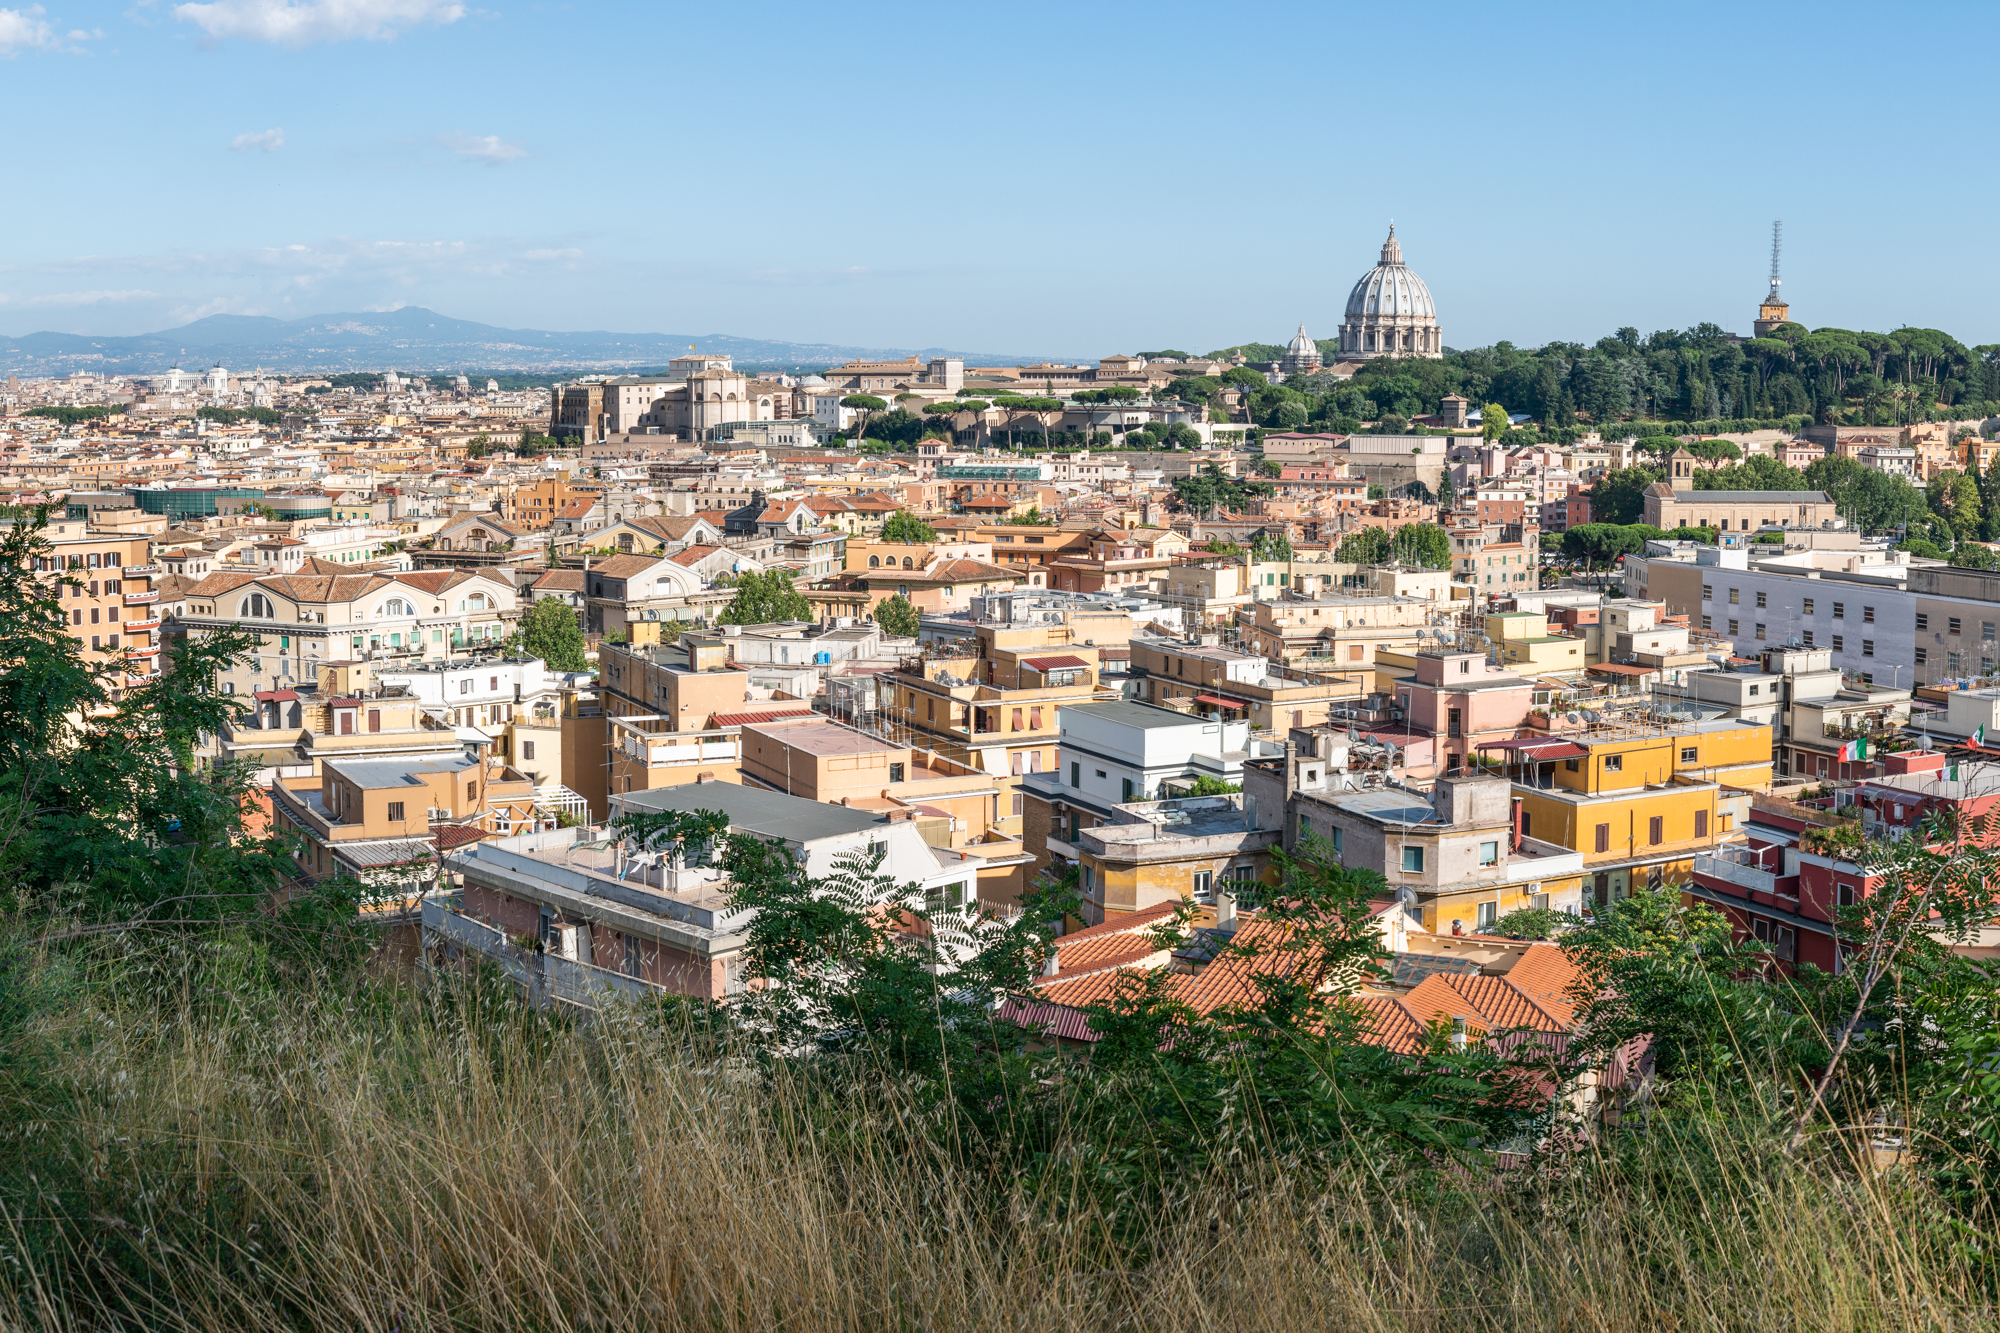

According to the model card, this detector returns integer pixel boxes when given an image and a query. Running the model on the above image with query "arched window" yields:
[377,598,410,618]
[902,557,913,569]
[868,555,880,568]
[237,593,272,619]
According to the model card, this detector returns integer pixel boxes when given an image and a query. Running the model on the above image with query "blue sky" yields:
[2,0,1995,356]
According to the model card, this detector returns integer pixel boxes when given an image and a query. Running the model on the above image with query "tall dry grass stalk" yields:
[0,962,1989,1333]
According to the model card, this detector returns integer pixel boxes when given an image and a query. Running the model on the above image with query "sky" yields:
[2,0,1997,358]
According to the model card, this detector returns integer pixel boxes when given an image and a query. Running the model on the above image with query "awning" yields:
[1587,662,1654,676]
[253,689,298,702]
[1023,654,1090,672]
[1192,693,1245,708]
[1477,737,1587,760]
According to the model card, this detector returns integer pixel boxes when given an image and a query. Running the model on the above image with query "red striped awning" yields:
[1192,693,1245,707]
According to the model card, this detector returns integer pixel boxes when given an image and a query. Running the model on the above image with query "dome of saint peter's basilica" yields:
[1336,225,1442,360]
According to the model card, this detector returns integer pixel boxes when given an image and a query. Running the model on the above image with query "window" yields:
[1950,617,1963,635]
[1401,846,1424,873]
[1694,809,1708,838]
[1649,816,1663,846]
[1728,619,1739,635]
[466,781,476,803]
[1728,588,1739,604]
[1987,622,1998,642]
[1010,792,1024,816]
[1702,615,1713,630]
[1478,840,1499,866]
[1756,591,1767,608]
[1802,630,1814,647]
[1915,647,1928,665]
[1594,823,1610,854]
[460,679,471,694]
[1476,901,1498,932]
[1564,758,1579,772]
[367,709,381,733]
[387,801,404,822]
[1755,624,1766,640]
[1070,762,1080,787]
[1862,639,1874,657]
[1702,584,1713,600]
[1192,869,1212,897]
[522,740,535,761]
[888,762,905,783]
[1447,707,1462,738]
[1803,598,1814,615]
[1603,754,1622,772]
[1832,635,1844,652]
[1837,883,1856,908]
[1748,685,1759,696]
[1916,613,1929,631]
[1121,778,1135,802]
[1681,746,1699,763]
[1863,606,1875,624]
[1832,602,1844,619]
[1331,827,1343,855]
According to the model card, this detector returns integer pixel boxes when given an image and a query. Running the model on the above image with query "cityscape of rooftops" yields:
[1,2,1996,1329]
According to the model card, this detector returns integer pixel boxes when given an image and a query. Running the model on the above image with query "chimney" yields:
[1511,796,1523,852]
[695,771,714,783]
[1214,890,1237,933]
[1282,737,1297,801]
[1042,946,1061,977]
[1450,1015,1467,1048]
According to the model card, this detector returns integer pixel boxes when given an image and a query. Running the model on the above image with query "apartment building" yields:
[21,515,162,700]
[1244,756,1586,934]
[1505,720,1771,907]
[1393,649,1534,782]
[433,783,977,1002]
[178,566,521,697]
[1235,591,1436,667]
[272,749,540,908]
[1128,637,1366,732]
[1627,543,1916,688]
[1019,700,1262,893]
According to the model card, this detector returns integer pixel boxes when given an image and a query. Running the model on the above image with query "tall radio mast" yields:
[1768,220,1783,301]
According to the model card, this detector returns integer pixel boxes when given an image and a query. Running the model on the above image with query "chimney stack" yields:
[1215,890,1237,933]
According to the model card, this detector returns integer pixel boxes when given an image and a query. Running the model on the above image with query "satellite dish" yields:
[1565,712,1580,725]
[1347,725,1361,743]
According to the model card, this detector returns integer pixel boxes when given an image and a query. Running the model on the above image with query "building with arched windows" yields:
[1336,225,1443,361]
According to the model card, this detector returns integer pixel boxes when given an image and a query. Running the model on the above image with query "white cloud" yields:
[171,0,464,47]
[230,128,286,152]
[440,132,526,166]
[0,6,57,54]
[0,289,159,308]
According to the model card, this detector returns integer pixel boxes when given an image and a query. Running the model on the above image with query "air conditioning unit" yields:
[427,807,449,821]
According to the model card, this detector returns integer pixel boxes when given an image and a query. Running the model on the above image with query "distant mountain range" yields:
[0,307,1072,376]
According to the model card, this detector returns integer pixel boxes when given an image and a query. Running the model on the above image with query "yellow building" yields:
[1503,719,1770,908]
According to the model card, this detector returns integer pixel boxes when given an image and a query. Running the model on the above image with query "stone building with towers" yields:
[1337,226,1443,360]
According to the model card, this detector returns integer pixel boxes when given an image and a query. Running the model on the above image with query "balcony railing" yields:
[122,590,159,605]
[1694,850,1777,895]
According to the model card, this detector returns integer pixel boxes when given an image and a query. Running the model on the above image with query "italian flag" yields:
[1837,737,1869,763]
[1975,726,1988,749]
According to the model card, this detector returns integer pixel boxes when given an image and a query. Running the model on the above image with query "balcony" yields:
[122,616,163,634]
[122,590,159,606]
[1693,850,1776,896]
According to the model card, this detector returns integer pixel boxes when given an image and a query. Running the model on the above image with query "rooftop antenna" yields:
[1768,220,1783,304]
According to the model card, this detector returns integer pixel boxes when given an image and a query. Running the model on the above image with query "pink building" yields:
[1393,649,1534,779]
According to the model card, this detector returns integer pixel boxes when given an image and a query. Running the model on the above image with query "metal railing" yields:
[422,898,663,1008]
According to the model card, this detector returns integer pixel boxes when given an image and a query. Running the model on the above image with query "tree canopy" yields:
[718,570,811,625]
[879,510,939,543]
[516,595,589,672]
[873,593,920,637]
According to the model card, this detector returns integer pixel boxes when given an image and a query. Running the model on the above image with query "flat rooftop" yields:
[1062,700,1219,731]
[743,717,902,756]
[324,753,476,788]
[615,781,887,842]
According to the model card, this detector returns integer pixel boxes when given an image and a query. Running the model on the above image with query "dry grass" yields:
[0,962,1989,1333]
